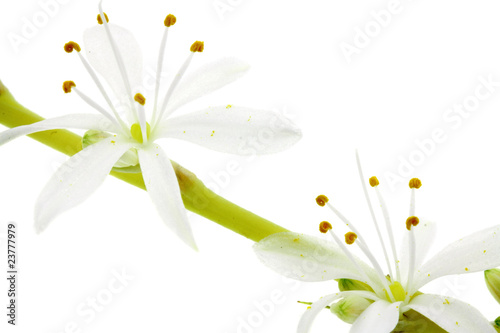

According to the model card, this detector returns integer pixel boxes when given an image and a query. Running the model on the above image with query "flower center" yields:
[386,281,406,302]
[130,122,151,143]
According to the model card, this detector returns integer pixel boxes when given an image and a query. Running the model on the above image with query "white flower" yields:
[254,154,500,332]
[0,2,301,249]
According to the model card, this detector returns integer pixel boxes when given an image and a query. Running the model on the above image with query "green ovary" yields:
[130,122,151,143]
[389,281,406,302]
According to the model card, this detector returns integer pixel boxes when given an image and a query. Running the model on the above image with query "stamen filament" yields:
[405,229,417,302]
[152,22,172,123]
[74,51,128,132]
[373,186,401,282]
[326,229,375,288]
[134,93,148,143]
[98,1,138,123]
[325,202,395,301]
[72,87,119,127]
[154,50,197,125]
[355,151,394,278]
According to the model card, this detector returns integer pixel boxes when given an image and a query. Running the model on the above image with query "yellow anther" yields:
[316,194,329,207]
[345,232,358,245]
[130,123,151,143]
[409,178,422,189]
[406,216,420,230]
[369,176,379,187]
[134,93,146,106]
[97,12,109,25]
[319,221,332,234]
[190,41,204,52]
[164,14,176,27]
[63,81,76,93]
[64,41,81,53]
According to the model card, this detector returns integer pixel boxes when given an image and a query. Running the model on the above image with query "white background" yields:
[1,0,500,332]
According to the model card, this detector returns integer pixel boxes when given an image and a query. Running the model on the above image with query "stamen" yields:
[372,179,401,282]
[97,12,109,25]
[405,217,420,301]
[190,41,204,52]
[64,41,81,53]
[409,178,421,217]
[316,195,329,207]
[355,151,394,279]
[134,93,146,106]
[152,14,176,124]
[319,221,332,233]
[66,83,118,126]
[345,232,357,245]
[405,216,419,231]
[63,81,76,93]
[164,14,176,27]
[325,201,395,301]
[67,46,128,133]
[154,41,204,125]
[324,228,375,289]
[134,93,148,143]
[98,1,138,123]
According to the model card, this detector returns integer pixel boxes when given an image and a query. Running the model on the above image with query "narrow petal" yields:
[137,145,197,250]
[156,106,302,155]
[0,114,117,146]
[83,23,143,110]
[35,138,134,233]
[297,293,342,333]
[406,294,496,332]
[413,225,500,291]
[254,232,381,288]
[350,300,401,333]
[165,57,250,114]
[399,220,437,283]
[297,291,382,333]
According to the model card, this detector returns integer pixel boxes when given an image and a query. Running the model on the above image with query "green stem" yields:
[0,80,288,242]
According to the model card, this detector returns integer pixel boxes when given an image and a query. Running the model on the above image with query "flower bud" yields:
[330,295,372,324]
[338,279,374,292]
[82,130,139,168]
[485,269,500,304]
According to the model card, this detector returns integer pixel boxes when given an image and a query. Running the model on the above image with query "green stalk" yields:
[0,81,288,242]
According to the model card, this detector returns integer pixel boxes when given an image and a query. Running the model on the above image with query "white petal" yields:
[413,225,500,291]
[137,145,197,250]
[166,57,250,114]
[83,23,143,109]
[297,291,382,333]
[0,114,117,146]
[254,232,380,287]
[400,220,437,283]
[406,294,496,332]
[350,300,401,333]
[35,138,133,233]
[297,293,343,333]
[157,106,302,155]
